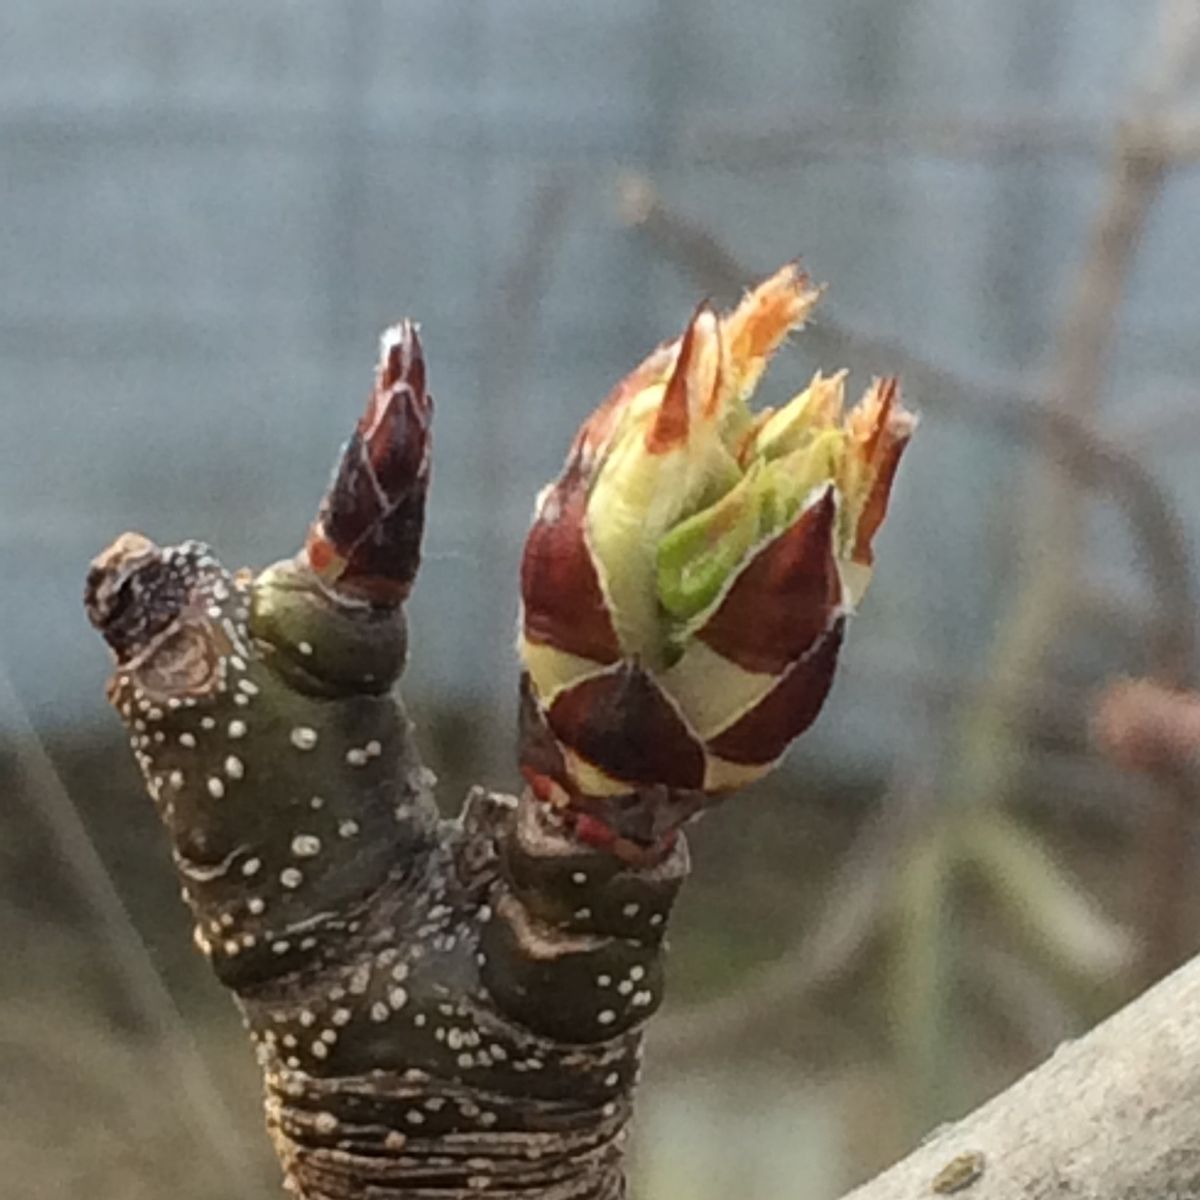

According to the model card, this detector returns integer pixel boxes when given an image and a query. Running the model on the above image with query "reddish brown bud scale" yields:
[708,620,845,766]
[520,462,623,664]
[547,662,707,790]
[305,321,432,606]
[517,672,572,800]
[646,304,717,454]
[697,487,842,674]
[571,340,678,468]
[847,377,910,567]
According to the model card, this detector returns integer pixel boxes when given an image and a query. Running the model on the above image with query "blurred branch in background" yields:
[652,771,929,1069]
[477,172,574,761]
[1004,0,1200,1000]
[0,662,261,1193]
[1095,677,1200,775]
[840,949,1200,1200]
[678,108,1200,170]
[617,0,1200,1140]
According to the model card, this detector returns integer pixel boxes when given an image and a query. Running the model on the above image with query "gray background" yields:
[7,1,1198,767]
[4,4,1200,1198]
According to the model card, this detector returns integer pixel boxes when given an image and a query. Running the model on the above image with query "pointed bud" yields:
[305,321,432,606]
[518,265,915,854]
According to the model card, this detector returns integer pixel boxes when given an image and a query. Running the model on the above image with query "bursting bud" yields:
[518,265,915,856]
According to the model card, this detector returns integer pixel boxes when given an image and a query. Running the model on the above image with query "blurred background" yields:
[4,2,1200,1197]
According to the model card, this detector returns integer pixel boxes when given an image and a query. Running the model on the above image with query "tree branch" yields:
[839,949,1200,1199]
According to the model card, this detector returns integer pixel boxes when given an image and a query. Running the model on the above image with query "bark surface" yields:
[84,536,687,1199]
[841,950,1200,1200]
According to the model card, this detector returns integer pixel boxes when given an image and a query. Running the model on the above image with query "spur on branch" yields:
[84,267,913,1200]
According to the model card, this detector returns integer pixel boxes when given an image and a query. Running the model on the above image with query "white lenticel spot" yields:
[280,867,303,889]
[242,857,261,877]
[291,835,321,858]
[290,727,318,751]
[225,755,244,780]
[206,777,225,799]
[228,719,247,739]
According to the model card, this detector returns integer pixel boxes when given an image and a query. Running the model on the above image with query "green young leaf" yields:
[655,463,765,621]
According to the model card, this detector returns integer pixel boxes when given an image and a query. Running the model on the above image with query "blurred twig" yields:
[965,941,1079,1059]
[650,771,928,1069]
[477,174,574,764]
[678,108,1200,170]
[1095,678,1200,774]
[0,663,255,1190]
[1038,0,1200,985]
[618,0,1200,1123]
[840,950,1200,1200]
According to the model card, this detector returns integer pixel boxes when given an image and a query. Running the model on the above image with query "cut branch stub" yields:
[84,533,436,993]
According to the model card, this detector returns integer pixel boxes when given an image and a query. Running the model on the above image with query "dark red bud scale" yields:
[708,620,845,766]
[306,321,432,606]
[850,377,906,566]
[520,461,622,664]
[697,487,842,674]
[646,304,717,454]
[547,662,708,791]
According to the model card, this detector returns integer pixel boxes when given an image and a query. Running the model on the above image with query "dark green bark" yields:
[85,541,686,1200]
